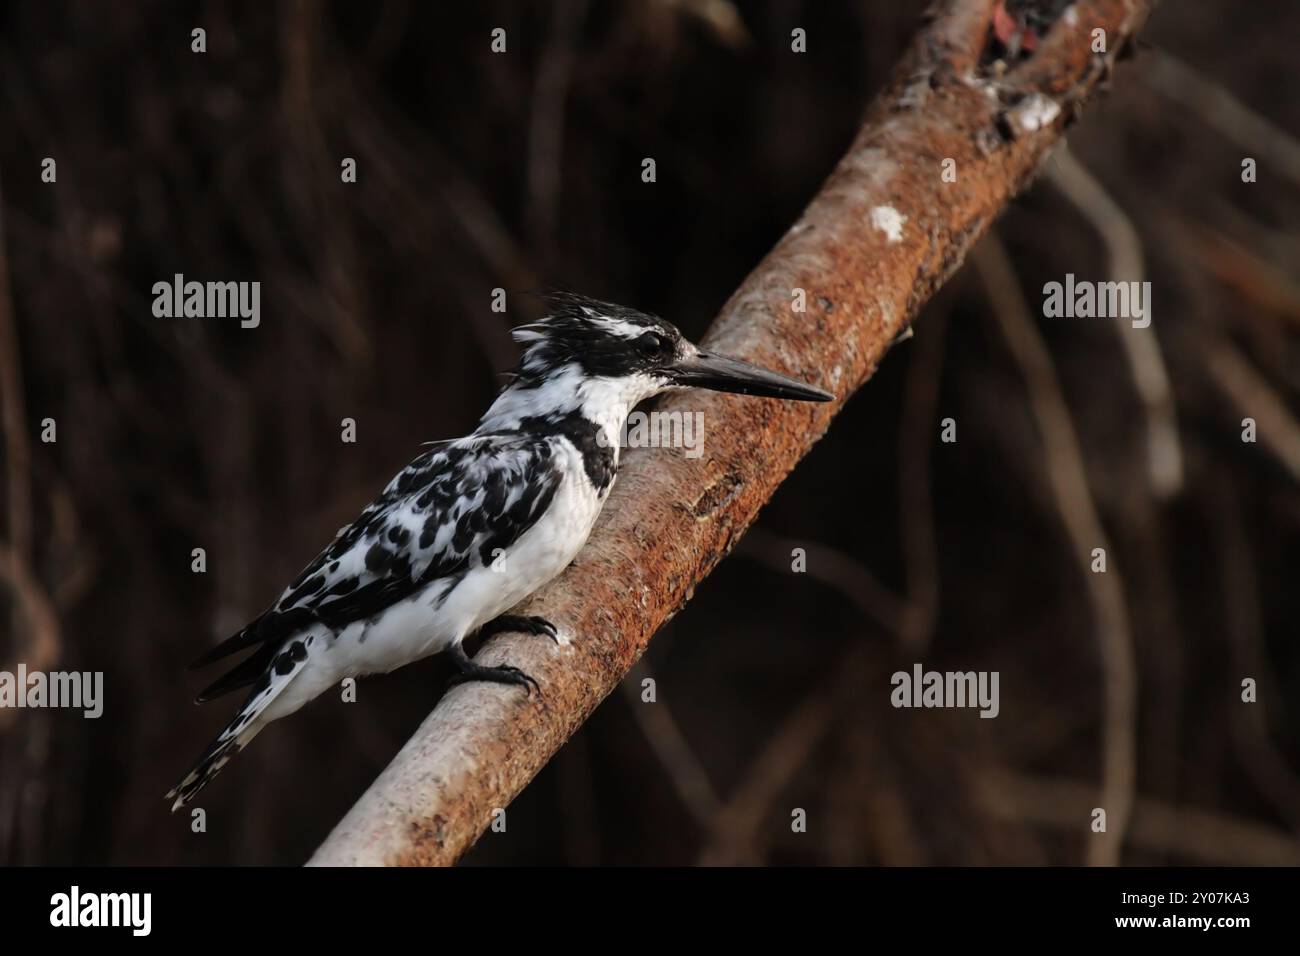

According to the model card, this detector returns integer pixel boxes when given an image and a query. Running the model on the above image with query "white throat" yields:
[477,363,665,450]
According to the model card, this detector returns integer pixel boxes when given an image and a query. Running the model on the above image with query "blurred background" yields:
[1,0,1298,865]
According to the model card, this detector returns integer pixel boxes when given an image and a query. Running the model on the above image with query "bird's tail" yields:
[165,672,290,812]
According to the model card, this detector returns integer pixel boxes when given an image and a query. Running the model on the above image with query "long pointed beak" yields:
[668,349,834,402]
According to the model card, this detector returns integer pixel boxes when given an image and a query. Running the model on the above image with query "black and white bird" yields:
[168,292,832,809]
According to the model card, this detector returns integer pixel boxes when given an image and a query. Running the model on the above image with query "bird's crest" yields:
[505,291,681,383]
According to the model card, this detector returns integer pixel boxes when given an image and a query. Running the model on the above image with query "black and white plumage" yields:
[168,292,832,810]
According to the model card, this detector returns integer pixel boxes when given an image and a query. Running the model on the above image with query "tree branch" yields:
[309,0,1156,866]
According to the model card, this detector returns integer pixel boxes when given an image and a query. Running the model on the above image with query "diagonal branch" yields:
[309,0,1156,866]
[973,235,1137,866]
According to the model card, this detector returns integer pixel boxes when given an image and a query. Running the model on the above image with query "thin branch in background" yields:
[973,235,1138,866]
[978,770,1300,866]
[1210,469,1300,832]
[696,669,842,866]
[1046,143,1183,499]
[527,0,589,261]
[856,733,928,866]
[819,736,867,866]
[696,647,899,868]
[1139,49,1300,190]
[0,544,61,722]
[704,527,911,864]
[703,528,907,865]
[620,660,722,829]
[736,527,907,634]
[657,0,752,50]
[0,542,61,862]
[48,482,96,610]
[280,0,371,365]
[1178,214,1300,332]
[0,179,53,857]
[1204,338,1300,483]
[0,174,32,566]
[329,68,537,367]
[0,188,62,897]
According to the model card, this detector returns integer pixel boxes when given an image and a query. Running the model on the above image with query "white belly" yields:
[308,440,606,685]
[431,455,603,647]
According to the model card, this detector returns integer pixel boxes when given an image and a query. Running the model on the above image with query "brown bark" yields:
[309,0,1156,866]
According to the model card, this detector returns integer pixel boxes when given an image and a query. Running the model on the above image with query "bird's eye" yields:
[635,332,672,357]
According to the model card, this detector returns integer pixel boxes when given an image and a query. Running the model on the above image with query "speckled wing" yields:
[190,433,562,700]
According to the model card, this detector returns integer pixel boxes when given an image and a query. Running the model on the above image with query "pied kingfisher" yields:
[168,292,832,809]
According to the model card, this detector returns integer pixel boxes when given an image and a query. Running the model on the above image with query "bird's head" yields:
[506,291,834,407]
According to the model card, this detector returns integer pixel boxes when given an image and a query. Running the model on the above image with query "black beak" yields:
[668,349,834,402]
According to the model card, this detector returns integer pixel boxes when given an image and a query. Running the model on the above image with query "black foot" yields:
[447,643,540,696]
[479,614,559,644]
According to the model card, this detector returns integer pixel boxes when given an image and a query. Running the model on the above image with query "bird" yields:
[167,291,833,810]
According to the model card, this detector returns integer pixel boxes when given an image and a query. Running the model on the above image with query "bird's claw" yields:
[448,663,542,697]
[520,616,559,644]
[481,614,559,644]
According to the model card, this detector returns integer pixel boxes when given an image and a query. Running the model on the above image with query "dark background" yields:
[1,0,1298,865]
